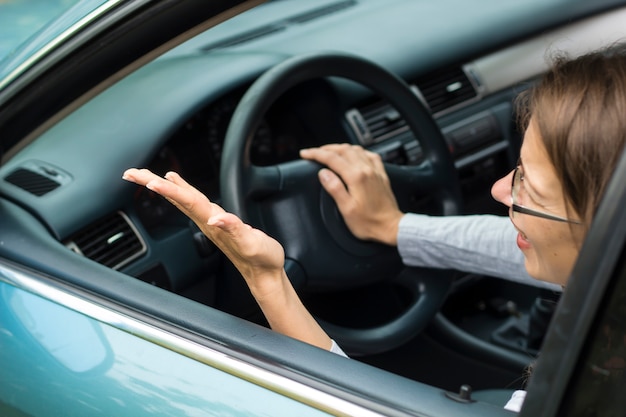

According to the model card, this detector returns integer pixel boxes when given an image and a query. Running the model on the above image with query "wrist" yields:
[374,211,404,246]
[246,269,291,304]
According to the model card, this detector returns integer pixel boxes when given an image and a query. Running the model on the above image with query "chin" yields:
[523,258,545,282]
[525,259,570,287]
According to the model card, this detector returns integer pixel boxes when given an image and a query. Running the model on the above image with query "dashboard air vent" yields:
[66,212,146,270]
[351,102,410,146]
[4,168,61,196]
[414,66,478,114]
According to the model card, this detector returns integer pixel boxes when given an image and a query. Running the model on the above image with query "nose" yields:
[491,170,514,207]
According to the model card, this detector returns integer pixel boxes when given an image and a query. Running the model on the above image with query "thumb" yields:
[208,212,246,231]
[318,168,350,207]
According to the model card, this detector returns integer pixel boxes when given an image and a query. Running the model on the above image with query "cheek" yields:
[525,223,581,285]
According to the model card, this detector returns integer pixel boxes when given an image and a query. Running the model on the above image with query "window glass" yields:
[0,0,81,62]
[0,0,109,82]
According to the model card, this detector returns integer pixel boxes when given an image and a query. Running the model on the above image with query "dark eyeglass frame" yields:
[511,165,582,224]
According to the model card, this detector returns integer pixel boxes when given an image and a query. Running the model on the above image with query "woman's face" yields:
[491,119,585,286]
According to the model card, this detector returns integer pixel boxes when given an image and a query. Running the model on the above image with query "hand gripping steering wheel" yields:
[221,52,462,356]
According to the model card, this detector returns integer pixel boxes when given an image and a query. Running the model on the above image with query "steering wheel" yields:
[221,52,462,356]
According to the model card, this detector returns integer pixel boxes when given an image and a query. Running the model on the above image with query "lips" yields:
[516,231,532,250]
[509,213,531,250]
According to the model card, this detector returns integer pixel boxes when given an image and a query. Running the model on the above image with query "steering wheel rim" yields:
[221,52,462,355]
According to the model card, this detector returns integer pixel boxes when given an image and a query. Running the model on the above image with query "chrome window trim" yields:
[0,0,129,91]
[0,259,386,417]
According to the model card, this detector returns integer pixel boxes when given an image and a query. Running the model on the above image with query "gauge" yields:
[205,92,301,167]
[205,97,237,167]
[133,147,186,233]
[249,120,281,165]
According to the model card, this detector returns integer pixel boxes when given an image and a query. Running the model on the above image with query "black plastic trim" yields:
[520,148,626,416]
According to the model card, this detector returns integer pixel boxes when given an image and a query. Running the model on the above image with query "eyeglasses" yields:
[511,165,582,224]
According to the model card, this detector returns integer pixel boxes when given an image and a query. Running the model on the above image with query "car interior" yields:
[2,0,626,412]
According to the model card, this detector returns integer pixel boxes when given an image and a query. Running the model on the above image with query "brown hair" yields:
[517,43,626,229]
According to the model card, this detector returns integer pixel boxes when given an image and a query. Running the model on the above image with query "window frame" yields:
[520,147,626,416]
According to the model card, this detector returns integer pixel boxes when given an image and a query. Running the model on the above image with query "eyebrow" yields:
[519,158,549,201]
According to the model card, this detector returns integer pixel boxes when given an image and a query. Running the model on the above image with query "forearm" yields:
[250,270,333,351]
[397,213,562,291]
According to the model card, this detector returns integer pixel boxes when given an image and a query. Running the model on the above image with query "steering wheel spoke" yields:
[276,159,322,193]
[386,161,438,189]
[244,165,281,199]
[386,161,461,215]
[241,160,322,204]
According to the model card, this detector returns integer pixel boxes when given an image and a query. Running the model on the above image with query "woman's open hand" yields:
[122,169,285,298]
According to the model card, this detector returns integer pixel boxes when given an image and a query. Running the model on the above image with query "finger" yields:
[122,168,162,186]
[158,171,219,216]
[207,212,274,261]
[300,146,361,179]
[163,171,199,192]
[208,212,248,231]
[318,168,352,209]
[125,168,220,221]
[301,143,365,160]
[208,213,260,250]
[300,146,341,165]
[365,149,384,169]
[124,169,192,209]
[364,151,391,184]
[124,168,188,211]
[317,143,372,162]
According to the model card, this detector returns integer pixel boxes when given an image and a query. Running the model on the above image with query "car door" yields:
[0,265,342,417]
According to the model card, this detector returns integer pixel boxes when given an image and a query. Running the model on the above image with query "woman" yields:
[122,43,626,411]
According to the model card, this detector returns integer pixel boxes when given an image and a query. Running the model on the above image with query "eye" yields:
[516,165,534,203]
[517,166,542,206]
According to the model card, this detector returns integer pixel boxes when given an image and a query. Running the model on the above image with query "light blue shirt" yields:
[397,213,562,292]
